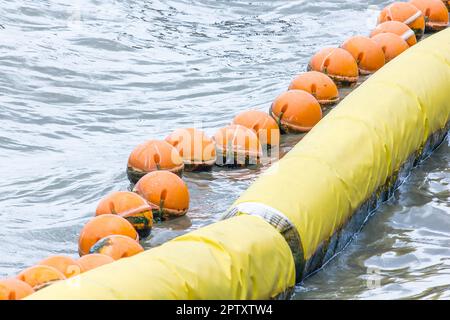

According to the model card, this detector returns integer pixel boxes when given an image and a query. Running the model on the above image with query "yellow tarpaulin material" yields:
[234,29,450,262]
[29,29,450,299]
[28,215,295,299]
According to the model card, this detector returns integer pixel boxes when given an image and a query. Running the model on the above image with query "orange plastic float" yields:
[96,191,154,238]
[165,128,216,171]
[77,254,115,272]
[288,71,339,106]
[378,2,426,39]
[89,235,144,260]
[371,33,410,62]
[371,21,417,47]
[213,125,263,166]
[17,265,66,290]
[134,171,190,220]
[0,279,34,300]
[269,90,322,134]
[410,0,449,31]
[38,255,82,278]
[231,110,280,147]
[341,36,385,74]
[307,48,359,85]
[127,139,184,184]
[78,214,139,256]
[308,48,359,85]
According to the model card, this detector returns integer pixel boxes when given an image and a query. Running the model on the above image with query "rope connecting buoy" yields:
[89,235,144,260]
[371,21,418,46]
[16,265,66,291]
[213,125,263,166]
[232,110,280,147]
[78,214,139,256]
[341,36,386,74]
[0,279,34,300]
[77,254,115,272]
[165,128,216,171]
[270,90,322,133]
[127,140,184,184]
[133,171,190,220]
[307,48,359,85]
[371,33,410,62]
[96,191,154,238]
[411,0,449,31]
[378,2,426,39]
[38,256,81,278]
[288,71,339,106]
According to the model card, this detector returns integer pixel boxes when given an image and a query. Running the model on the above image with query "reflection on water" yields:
[0,0,448,299]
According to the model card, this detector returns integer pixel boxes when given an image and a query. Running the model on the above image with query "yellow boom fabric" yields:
[28,215,295,299]
[234,29,450,260]
[28,29,449,299]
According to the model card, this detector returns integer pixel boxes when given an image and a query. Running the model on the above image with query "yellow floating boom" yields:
[28,28,450,300]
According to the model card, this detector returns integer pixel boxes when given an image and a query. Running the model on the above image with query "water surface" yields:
[0,0,448,299]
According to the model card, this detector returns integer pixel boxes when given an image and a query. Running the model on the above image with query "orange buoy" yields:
[0,279,34,300]
[77,254,115,272]
[288,71,339,106]
[134,171,190,220]
[96,191,154,238]
[341,36,385,75]
[38,255,82,278]
[231,110,280,147]
[78,214,139,256]
[371,21,417,47]
[165,128,216,171]
[371,33,410,63]
[89,235,144,260]
[213,125,263,166]
[17,265,66,290]
[307,48,359,85]
[410,0,449,31]
[270,90,322,133]
[127,140,184,184]
[378,2,425,39]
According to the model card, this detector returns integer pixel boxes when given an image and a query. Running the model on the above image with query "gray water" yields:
[0,0,449,300]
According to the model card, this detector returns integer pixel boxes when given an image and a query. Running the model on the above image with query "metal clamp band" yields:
[222,202,305,281]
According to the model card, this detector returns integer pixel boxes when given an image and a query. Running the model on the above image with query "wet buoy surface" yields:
[410,0,449,31]
[17,265,66,290]
[308,48,359,85]
[96,191,154,238]
[133,170,190,220]
[341,36,386,74]
[89,235,144,260]
[371,33,410,62]
[378,2,426,39]
[127,140,184,184]
[288,71,339,106]
[213,125,263,167]
[270,90,322,133]
[77,254,115,273]
[232,110,280,147]
[38,256,82,278]
[78,214,139,256]
[165,128,216,171]
[371,21,418,47]
[0,279,34,300]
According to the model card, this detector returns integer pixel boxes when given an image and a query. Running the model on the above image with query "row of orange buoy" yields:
[1,0,448,300]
